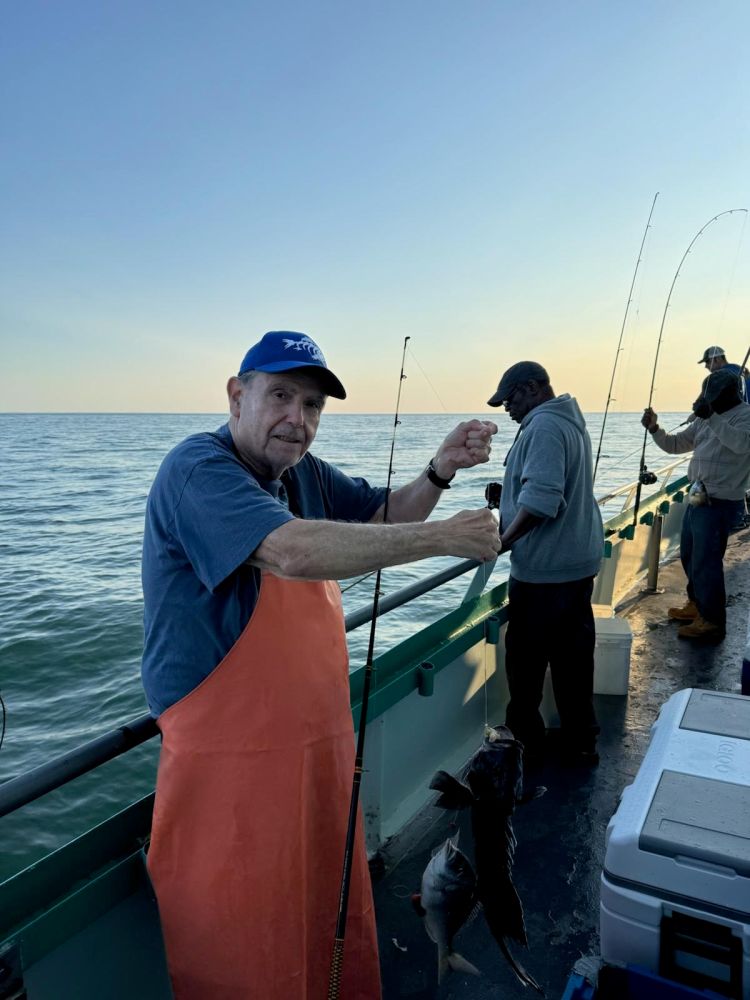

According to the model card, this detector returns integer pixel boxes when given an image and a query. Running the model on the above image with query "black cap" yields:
[703,367,743,404]
[697,345,726,364]
[487,361,550,407]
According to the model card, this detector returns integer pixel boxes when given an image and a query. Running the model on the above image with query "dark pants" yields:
[504,575,599,765]
[681,499,744,631]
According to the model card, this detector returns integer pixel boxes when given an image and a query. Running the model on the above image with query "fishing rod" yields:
[328,335,410,999]
[632,207,748,527]
[593,192,659,485]
[739,344,750,401]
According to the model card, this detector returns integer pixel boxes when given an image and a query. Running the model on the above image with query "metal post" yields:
[645,514,663,592]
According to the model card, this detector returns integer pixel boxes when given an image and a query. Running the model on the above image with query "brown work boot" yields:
[677,616,725,641]
[667,600,699,621]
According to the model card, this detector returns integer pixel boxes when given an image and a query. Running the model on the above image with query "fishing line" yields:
[406,344,449,413]
[339,571,377,595]
[0,692,6,752]
[593,192,659,485]
[482,561,490,735]
[594,419,692,488]
[632,207,748,527]
[328,336,410,1000]
[714,210,747,338]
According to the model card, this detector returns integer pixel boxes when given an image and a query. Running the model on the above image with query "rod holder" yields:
[619,524,635,540]
[485,615,501,645]
[417,662,435,697]
[645,514,664,592]
[640,511,655,526]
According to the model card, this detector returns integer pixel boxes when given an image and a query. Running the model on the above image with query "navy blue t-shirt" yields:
[141,424,386,716]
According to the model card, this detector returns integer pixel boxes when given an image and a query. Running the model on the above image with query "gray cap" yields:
[703,367,743,403]
[487,361,550,407]
[698,345,726,364]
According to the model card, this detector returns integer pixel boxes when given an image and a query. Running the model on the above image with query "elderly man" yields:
[142,330,500,1000]
[487,361,603,773]
[642,366,750,641]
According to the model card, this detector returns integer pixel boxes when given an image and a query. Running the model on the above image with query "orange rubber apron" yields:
[148,573,381,999]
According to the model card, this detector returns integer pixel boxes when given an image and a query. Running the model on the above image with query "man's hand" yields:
[433,420,498,479]
[692,396,712,420]
[440,508,503,562]
[641,407,658,431]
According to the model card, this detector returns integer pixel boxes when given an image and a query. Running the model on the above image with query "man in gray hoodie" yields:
[487,362,604,769]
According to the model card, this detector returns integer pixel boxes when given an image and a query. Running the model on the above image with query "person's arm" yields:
[641,408,696,454]
[499,507,543,552]
[251,508,501,580]
[706,410,750,454]
[369,419,498,523]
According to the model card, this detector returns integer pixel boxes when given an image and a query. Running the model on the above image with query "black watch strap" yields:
[426,457,454,489]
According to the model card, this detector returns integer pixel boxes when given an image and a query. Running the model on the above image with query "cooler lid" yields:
[640,770,750,876]
[680,689,750,740]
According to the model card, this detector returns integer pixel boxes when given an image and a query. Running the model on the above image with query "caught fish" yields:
[412,835,481,982]
[430,725,545,994]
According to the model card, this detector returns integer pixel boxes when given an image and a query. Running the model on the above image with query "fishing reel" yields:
[485,482,502,510]
[639,468,658,486]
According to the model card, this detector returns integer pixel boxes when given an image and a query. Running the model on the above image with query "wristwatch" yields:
[426,457,455,489]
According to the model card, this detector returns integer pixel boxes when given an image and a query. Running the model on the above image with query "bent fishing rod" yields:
[593,192,659,485]
[328,335,410,999]
[632,207,748,527]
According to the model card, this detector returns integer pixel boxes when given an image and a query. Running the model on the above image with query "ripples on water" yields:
[0,411,687,878]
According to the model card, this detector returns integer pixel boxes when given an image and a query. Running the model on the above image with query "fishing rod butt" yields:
[327,939,345,1000]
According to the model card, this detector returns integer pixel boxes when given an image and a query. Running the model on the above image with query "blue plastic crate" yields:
[561,965,729,999]
[561,974,595,1000]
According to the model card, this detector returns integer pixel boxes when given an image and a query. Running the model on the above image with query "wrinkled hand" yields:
[439,508,502,562]
[641,407,658,431]
[692,396,712,420]
[433,420,498,479]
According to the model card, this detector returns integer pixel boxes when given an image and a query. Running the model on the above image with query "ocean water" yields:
[0,411,688,880]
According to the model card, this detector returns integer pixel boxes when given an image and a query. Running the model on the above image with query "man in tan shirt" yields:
[642,368,750,641]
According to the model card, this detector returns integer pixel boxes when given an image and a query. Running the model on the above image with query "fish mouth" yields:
[485,724,516,743]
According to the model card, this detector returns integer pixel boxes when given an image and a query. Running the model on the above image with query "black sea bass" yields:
[430,725,544,994]
[412,835,480,982]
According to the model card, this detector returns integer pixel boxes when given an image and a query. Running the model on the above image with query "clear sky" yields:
[2,1,749,414]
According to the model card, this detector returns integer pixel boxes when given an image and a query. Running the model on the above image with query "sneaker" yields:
[677,616,725,641]
[667,600,699,622]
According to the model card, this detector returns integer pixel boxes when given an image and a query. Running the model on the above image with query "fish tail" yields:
[447,951,481,977]
[437,946,481,982]
[497,936,545,995]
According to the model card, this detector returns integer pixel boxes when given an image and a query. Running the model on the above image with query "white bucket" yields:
[541,612,632,726]
[593,615,632,695]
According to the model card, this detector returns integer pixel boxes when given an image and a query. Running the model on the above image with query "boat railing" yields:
[0,460,692,824]
[595,456,690,511]
[0,557,489,820]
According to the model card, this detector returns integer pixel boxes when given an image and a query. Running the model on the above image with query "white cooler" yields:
[600,688,750,998]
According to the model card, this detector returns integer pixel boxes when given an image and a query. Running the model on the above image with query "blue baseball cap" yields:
[238,331,346,399]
